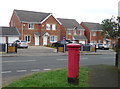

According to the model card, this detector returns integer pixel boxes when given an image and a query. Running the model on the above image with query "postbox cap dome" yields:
[67,43,81,48]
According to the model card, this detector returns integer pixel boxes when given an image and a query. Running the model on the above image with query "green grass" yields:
[6,67,89,87]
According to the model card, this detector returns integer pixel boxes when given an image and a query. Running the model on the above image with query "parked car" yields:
[14,40,28,48]
[52,40,72,47]
[97,43,109,50]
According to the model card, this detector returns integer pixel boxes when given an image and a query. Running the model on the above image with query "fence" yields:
[0,43,17,53]
[57,44,96,53]
[80,44,96,52]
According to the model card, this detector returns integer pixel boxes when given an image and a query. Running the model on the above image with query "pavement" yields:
[0,46,116,57]
[87,65,119,88]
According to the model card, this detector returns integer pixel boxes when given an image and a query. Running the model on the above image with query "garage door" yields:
[8,37,19,43]
[0,37,6,43]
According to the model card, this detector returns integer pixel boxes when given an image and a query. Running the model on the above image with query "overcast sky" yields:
[0,0,119,26]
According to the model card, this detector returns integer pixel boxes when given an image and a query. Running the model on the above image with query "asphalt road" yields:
[2,53,116,84]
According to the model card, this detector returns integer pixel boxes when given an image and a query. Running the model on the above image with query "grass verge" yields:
[4,67,89,87]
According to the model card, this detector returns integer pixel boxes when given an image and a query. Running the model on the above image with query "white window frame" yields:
[28,23,34,29]
[92,32,96,36]
[46,24,50,30]
[80,30,83,35]
[52,24,56,30]
[74,30,77,35]
[68,30,71,35]
[50,36,57,42]
[25,35,31,43]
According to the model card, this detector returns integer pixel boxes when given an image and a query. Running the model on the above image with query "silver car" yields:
[14,40,28,48]
[98,43,109,50]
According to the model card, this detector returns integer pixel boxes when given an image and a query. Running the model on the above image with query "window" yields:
[98,40,101,43]
[74,30,77,35]
[50,36,57,42]
[68,30,71,35]
[80,30,83,35]
[93,32,96,36]
[46,24,50,30]
[28,23,34,29]
[52,24,56,30]
[25,35,31,42]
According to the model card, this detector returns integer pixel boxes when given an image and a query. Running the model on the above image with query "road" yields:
[2,53,116,84]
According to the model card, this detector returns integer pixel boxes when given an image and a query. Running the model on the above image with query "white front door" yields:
[35,36,39,45]
[43,36,47,45]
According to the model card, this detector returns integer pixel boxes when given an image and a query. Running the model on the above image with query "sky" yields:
[0,0,119,26]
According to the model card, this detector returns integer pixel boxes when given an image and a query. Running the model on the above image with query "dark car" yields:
[52,40,72,47]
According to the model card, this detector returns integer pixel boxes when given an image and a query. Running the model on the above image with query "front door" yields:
[43,36,47,45]
[35,36,39,45]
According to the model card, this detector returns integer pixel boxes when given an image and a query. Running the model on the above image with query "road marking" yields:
[81,58,88,59]
[56,58,88,60]
[17,70,27,72]
[3,61,16,63]
[31,69,40,72]
[101,57,115,59]
[3,60,36,63]
[43,69,51,71]
[18,60,36,62]
[56,59,67,60]
[1,71,11,74]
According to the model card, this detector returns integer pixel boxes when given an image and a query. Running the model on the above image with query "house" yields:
[58,18,87,44]
[9,10,62,46]
[0,27,20,43]
[80,22,104,44]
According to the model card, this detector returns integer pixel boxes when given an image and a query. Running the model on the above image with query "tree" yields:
[101,16,120,39]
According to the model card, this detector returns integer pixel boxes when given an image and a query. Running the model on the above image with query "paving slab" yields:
[87,65,119,87]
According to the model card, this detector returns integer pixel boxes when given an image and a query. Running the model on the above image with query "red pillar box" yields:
[67,43,81,84]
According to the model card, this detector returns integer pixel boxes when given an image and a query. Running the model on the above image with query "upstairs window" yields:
[52,24,56,30]
[74,30,77,35]
[28,23,34,29]
[80,30,83,35]
[93,32,96,36]
[68,30,71,35]
[46,24,50,30]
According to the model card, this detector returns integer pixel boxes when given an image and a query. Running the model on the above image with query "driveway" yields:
[17,46,56,56]
[2,46,64,57]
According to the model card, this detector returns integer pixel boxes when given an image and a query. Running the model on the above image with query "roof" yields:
[14,10,51,23]
[74,35,87,40]
[81,22,102,31]
[0,27,20,36]
[34,32,40,36]
[57,18,84,30]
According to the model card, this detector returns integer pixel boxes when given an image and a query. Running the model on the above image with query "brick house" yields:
[58,18,87,44]
[9,10,62,46]
[80,22,104,44]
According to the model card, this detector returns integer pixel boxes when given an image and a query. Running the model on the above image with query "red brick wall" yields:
[40,15,61,45]
[81,23,90,42]
[91,31,103,43]
[60,25,66,40]
[22,24,41,45]
[9,11,22,39]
